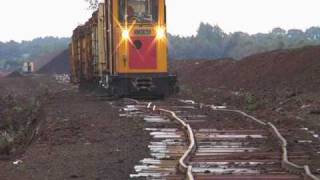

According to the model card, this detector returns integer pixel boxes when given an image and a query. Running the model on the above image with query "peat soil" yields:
[37,49,70,74]
[0,45,319,179]
[173,45,320,174]
[0,75,149,180]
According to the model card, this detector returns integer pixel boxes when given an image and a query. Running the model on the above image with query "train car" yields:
[70,0,178,97]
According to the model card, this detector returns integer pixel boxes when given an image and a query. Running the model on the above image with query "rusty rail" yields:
[147,103,196,180]
[208,105,320,180]
[128,99,319,180]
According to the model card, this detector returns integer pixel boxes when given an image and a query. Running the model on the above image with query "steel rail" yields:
[127,99,319,180]
[207,105,320,180]
[158,108,196,180]
[146,103,196,180]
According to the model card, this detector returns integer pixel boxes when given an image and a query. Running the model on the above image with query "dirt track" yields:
[0,76,149,180]
[0,45,319,179]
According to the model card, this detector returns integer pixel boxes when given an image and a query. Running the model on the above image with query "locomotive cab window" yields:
[119,0,159,23]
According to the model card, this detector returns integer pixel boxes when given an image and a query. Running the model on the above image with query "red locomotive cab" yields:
[116,0,168,74]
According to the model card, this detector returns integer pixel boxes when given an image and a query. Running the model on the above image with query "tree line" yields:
[0,37,69,70]
[1,23,320,70]
[169,23,320,60]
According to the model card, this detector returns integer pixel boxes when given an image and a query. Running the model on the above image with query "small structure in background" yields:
[22,62,34,73]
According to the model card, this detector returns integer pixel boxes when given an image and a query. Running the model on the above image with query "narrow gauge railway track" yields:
[119,99,319,180]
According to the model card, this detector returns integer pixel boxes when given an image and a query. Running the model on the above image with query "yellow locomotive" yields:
[70,0,178,97]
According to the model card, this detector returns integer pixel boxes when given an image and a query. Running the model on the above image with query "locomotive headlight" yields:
[122,29,130,40]
[156,27,166,40]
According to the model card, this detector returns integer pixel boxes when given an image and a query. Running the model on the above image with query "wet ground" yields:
[121,99,306,179]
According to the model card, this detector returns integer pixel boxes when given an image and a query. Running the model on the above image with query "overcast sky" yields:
[0,0,319,42]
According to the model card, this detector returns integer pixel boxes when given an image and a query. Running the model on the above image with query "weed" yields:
[245,93,259,112]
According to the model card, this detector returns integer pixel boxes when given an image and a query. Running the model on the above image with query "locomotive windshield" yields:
[119,0,159,23]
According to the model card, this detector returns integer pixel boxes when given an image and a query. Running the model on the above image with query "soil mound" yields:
[37,49,70,74]
[32,50,63,72]
[174,46,320,92]
[6,71,23,78]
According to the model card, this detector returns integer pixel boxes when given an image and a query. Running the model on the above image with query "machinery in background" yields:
[22,62,34,73]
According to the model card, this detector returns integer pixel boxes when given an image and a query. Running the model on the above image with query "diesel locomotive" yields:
[70,0,178,97]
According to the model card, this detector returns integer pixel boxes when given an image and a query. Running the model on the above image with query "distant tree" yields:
[169,23,320,60]
[306,27,320,40]
[0,37,70,70]
[271,28,286,36]
[287,29,304,39]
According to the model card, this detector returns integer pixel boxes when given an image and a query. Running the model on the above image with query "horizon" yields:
[0,0,320,42]
[1,23,319,43]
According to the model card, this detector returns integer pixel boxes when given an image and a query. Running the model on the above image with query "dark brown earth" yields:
[37,49,70,74]
[0,76,149,180]
[32,50,64,72]
[0,45,320,179]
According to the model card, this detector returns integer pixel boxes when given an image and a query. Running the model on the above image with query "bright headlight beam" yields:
[156,27,166,40]
[122,29,130,40]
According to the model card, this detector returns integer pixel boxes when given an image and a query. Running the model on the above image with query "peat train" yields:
[70,0,178,97]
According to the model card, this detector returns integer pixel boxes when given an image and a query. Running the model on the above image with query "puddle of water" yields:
[144,116,170,123]
[198,145,246,148]
[150,141,186,146]
[122,105,139,112]
[297,140,313,143]
[184,120,207,123]
[145,128,178,132]
[133,165,176,172]
[140,158,179,166]
[150,132,182,139]
[130,172,171,178]
[212,105,227,109]
[197,147,258,153]
[196,134,265,139]
[191,161,276,166]
[198,142,248,146]
[191,167,260,174]
[119,105,145,118]
[178,115,207,118]
[167,106,196,109]
[195,152,238,156]
[197,129,264,133]
[119,112,143,118]
[179,99,196,104]
[149,145,186,154]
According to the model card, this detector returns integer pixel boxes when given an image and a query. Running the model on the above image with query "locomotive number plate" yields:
[134,29,152,35]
